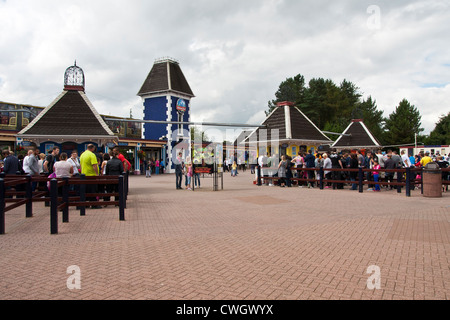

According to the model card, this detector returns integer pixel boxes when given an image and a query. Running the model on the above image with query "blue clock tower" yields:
[138,58,195,173]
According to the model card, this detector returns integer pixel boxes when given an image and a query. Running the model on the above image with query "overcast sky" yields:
[0,0,449,137]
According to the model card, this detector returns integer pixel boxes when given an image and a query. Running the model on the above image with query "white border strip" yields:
[79,91,115,136]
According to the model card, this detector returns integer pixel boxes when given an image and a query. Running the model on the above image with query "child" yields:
[186,162,193,190]
[231,161,237,177]
[372,158,381,192]
[146,159,151,178]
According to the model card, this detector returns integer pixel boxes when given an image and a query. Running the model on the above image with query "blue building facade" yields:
[138,58,194,173]
[142,96,169,141]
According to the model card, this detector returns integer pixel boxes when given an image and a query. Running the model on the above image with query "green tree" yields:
[266,74,306,116]
[384,99,423,146]
[322,120,347,140]
[358,96,385,144]
[298,78,338,129]
[190,126,210,142]
[267,75,364,131]
[425,112,450,145]
[338,79,362,120]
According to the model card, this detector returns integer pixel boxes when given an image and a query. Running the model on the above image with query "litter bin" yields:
[422,162,442,198]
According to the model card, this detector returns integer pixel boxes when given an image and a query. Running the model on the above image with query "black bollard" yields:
[25,175,33,218]
[122,172,127,208]
[79,174,86,216]
[405,167,411,197]
[125,171,129,199]
[50,179,58,235]
[119,175,125,221]
[62,177,69,223]
[257,165,262,186]
[0,179,5,235]
[358,167,364,193]
[319,167,324,190]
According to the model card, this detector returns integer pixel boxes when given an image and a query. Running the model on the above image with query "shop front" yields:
[256,141,321,158]
[16,136,118,157]
[117,138,166,175]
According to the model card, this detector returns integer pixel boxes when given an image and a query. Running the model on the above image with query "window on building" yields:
[178,112,183,136]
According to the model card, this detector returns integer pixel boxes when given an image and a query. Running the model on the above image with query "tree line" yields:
[267,74,449,147]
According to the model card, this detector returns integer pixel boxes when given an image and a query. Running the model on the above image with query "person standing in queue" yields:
[175,152,183,190]
[329,149,344,189]
[68,150,81,177]
[105,150,124,204]
[305,150,316,188]
[113,147,131,173]
[80,144,100,209]
[67,150,81,193]
[44,146,60,175]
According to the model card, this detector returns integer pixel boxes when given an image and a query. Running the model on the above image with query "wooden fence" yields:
[256,166,449,197]
[0,172,129,235]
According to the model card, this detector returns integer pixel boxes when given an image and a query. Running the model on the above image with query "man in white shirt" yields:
[22,150,32,174]
[67,150,81,176]
[268,154,278,186]
[259,153,269,185]
[401,150,412,168]
[376,150,385,167]
[23,149,39,175]
[23,148,40,191]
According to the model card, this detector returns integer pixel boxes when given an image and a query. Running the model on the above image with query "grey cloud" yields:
[0,0,448,133]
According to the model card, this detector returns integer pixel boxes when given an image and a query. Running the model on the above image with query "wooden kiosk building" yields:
[245,101,332,157]
[16,62,118,155]
[331,119,381,152]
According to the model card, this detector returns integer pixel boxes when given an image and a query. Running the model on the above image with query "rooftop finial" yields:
[154,57,179,64]
[64,61,85,91]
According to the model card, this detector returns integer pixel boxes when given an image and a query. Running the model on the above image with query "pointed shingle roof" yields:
[332,119,381,149]
[19,90,115,137]
[247,102,331,144]
[234,130,254,146]
[137,58,194,97]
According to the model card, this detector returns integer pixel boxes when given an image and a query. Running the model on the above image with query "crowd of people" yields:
[255,149,449,192]
[174,152,204,190]
[0,145,131,208]
[142,158,165,178]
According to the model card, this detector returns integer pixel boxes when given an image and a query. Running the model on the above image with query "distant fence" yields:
[256,166,450,197]
[0,172,129,235]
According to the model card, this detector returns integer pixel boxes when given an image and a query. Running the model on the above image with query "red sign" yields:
[176,99,187,113]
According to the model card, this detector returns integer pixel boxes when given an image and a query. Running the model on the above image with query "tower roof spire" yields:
[137,59,194,98]
[64,61,85,91]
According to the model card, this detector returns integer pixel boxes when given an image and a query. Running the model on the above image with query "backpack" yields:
[124,158,131,172]
[47,172,57,190]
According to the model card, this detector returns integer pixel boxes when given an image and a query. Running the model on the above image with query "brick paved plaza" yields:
[0,171,449,300]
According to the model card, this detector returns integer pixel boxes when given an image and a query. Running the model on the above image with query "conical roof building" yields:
[331,119,381,150]
[246,101,332,156]
[17,62,117,152]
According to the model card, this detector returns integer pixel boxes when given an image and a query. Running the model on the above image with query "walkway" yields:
[0,171,449,300]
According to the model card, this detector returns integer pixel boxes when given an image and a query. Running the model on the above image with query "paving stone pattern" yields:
[0,172,449,300]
